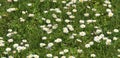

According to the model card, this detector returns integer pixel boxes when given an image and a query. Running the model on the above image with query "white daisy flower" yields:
[40,0,44,2]
[63,27,69,33]
[40,43,46,47]
[107,31,112,34]
[42,36,47,40]
[96,29,102,34]
[53,56,58,58]
[76,39,82,42]
[108,12,113,17]
[63,49,69,53]
[90,54,96,57]
[69,15,75,19]
[48,42,54,47]
[77,49,83,53]
[106,9,111,12]
[80,24,86,28]
[13,0,18,2]
[8,29,12,32]
[27,3,32,6]
[6,47,11,52]
[8,39,13,43]
[55,18,62,22]
[95,13,100,17]
[84,13,89,17]
[52,14,57,18]
[61,56,66,58]
[79,31,86,36]
[89,41,94,45]
[46,19,51,24]
[59,51,64,55]
[44,11,48,13]
[0,15,2,19]
[46,54,53,57]
[20,17,25,22]
[117,55,120,57]
[79,20,85,24]
[117,49,120,52]
[113,37,118,41]
[53,0,57,2]
[79,0,84,2]
[13,43,19,48]
[28,14,34,17]
[8,55,14,58]
[67,25,74,31]
[92,8,97,11]
[54,38,62,43]
[113,29,119,33]
[22,11,27,14]
[7,8,17,12]
[68,56,75,58]
[62,1,66,4]
[85,44,90,48]
[72,9,77,12]
[7,0,12,2]
[65,19,70,23]
[94,36,101,43]
[71,0,77,3]
[106,39,112,45]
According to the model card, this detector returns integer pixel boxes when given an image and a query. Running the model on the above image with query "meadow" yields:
[0,0,120,58]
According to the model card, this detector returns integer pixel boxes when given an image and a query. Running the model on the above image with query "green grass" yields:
[0,0,120,58]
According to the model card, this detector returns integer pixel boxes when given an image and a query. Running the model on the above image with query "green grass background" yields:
[0,0,120,58]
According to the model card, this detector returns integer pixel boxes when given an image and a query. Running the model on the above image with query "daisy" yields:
[69,15,75,19]
[89,41,94,45]
[62,27,68,34]
[61,56,66,58]
[77,49,83,53]
[90,54,96,57]
[46,19,51,24]
[113,37,118,40]
[0,15,2,19]
[54,38,62,43]
[84,13,89,17]
[8,39,13,43]
[106,39,112,45]
[13,0,18,2]
[80,24,86,28]
[79,0,84,2]
[67,25,74,31]
[59,51,64,55]
[95,13,100,17]
[42,36,47,40]
[72,9,77,12]
[55,18,62,22]
[79,31,86,36]
[79,20,85,24]
[13,43,19,48]
[27,3,32,6]
[113,29,119,33]
[63,49,69,53]
[46,54,53,57]
[108,12,113,17]
[6,47,11,52]
[48,42,54,47]
[53,56,59,58]
[85,44,90,48]
[40,0,44,2]
[68,56,75,58]
[28,14,34,17]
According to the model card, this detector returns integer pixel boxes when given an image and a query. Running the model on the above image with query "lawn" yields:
[0,0,120,58]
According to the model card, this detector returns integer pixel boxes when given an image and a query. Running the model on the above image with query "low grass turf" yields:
[0,0,120,58]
